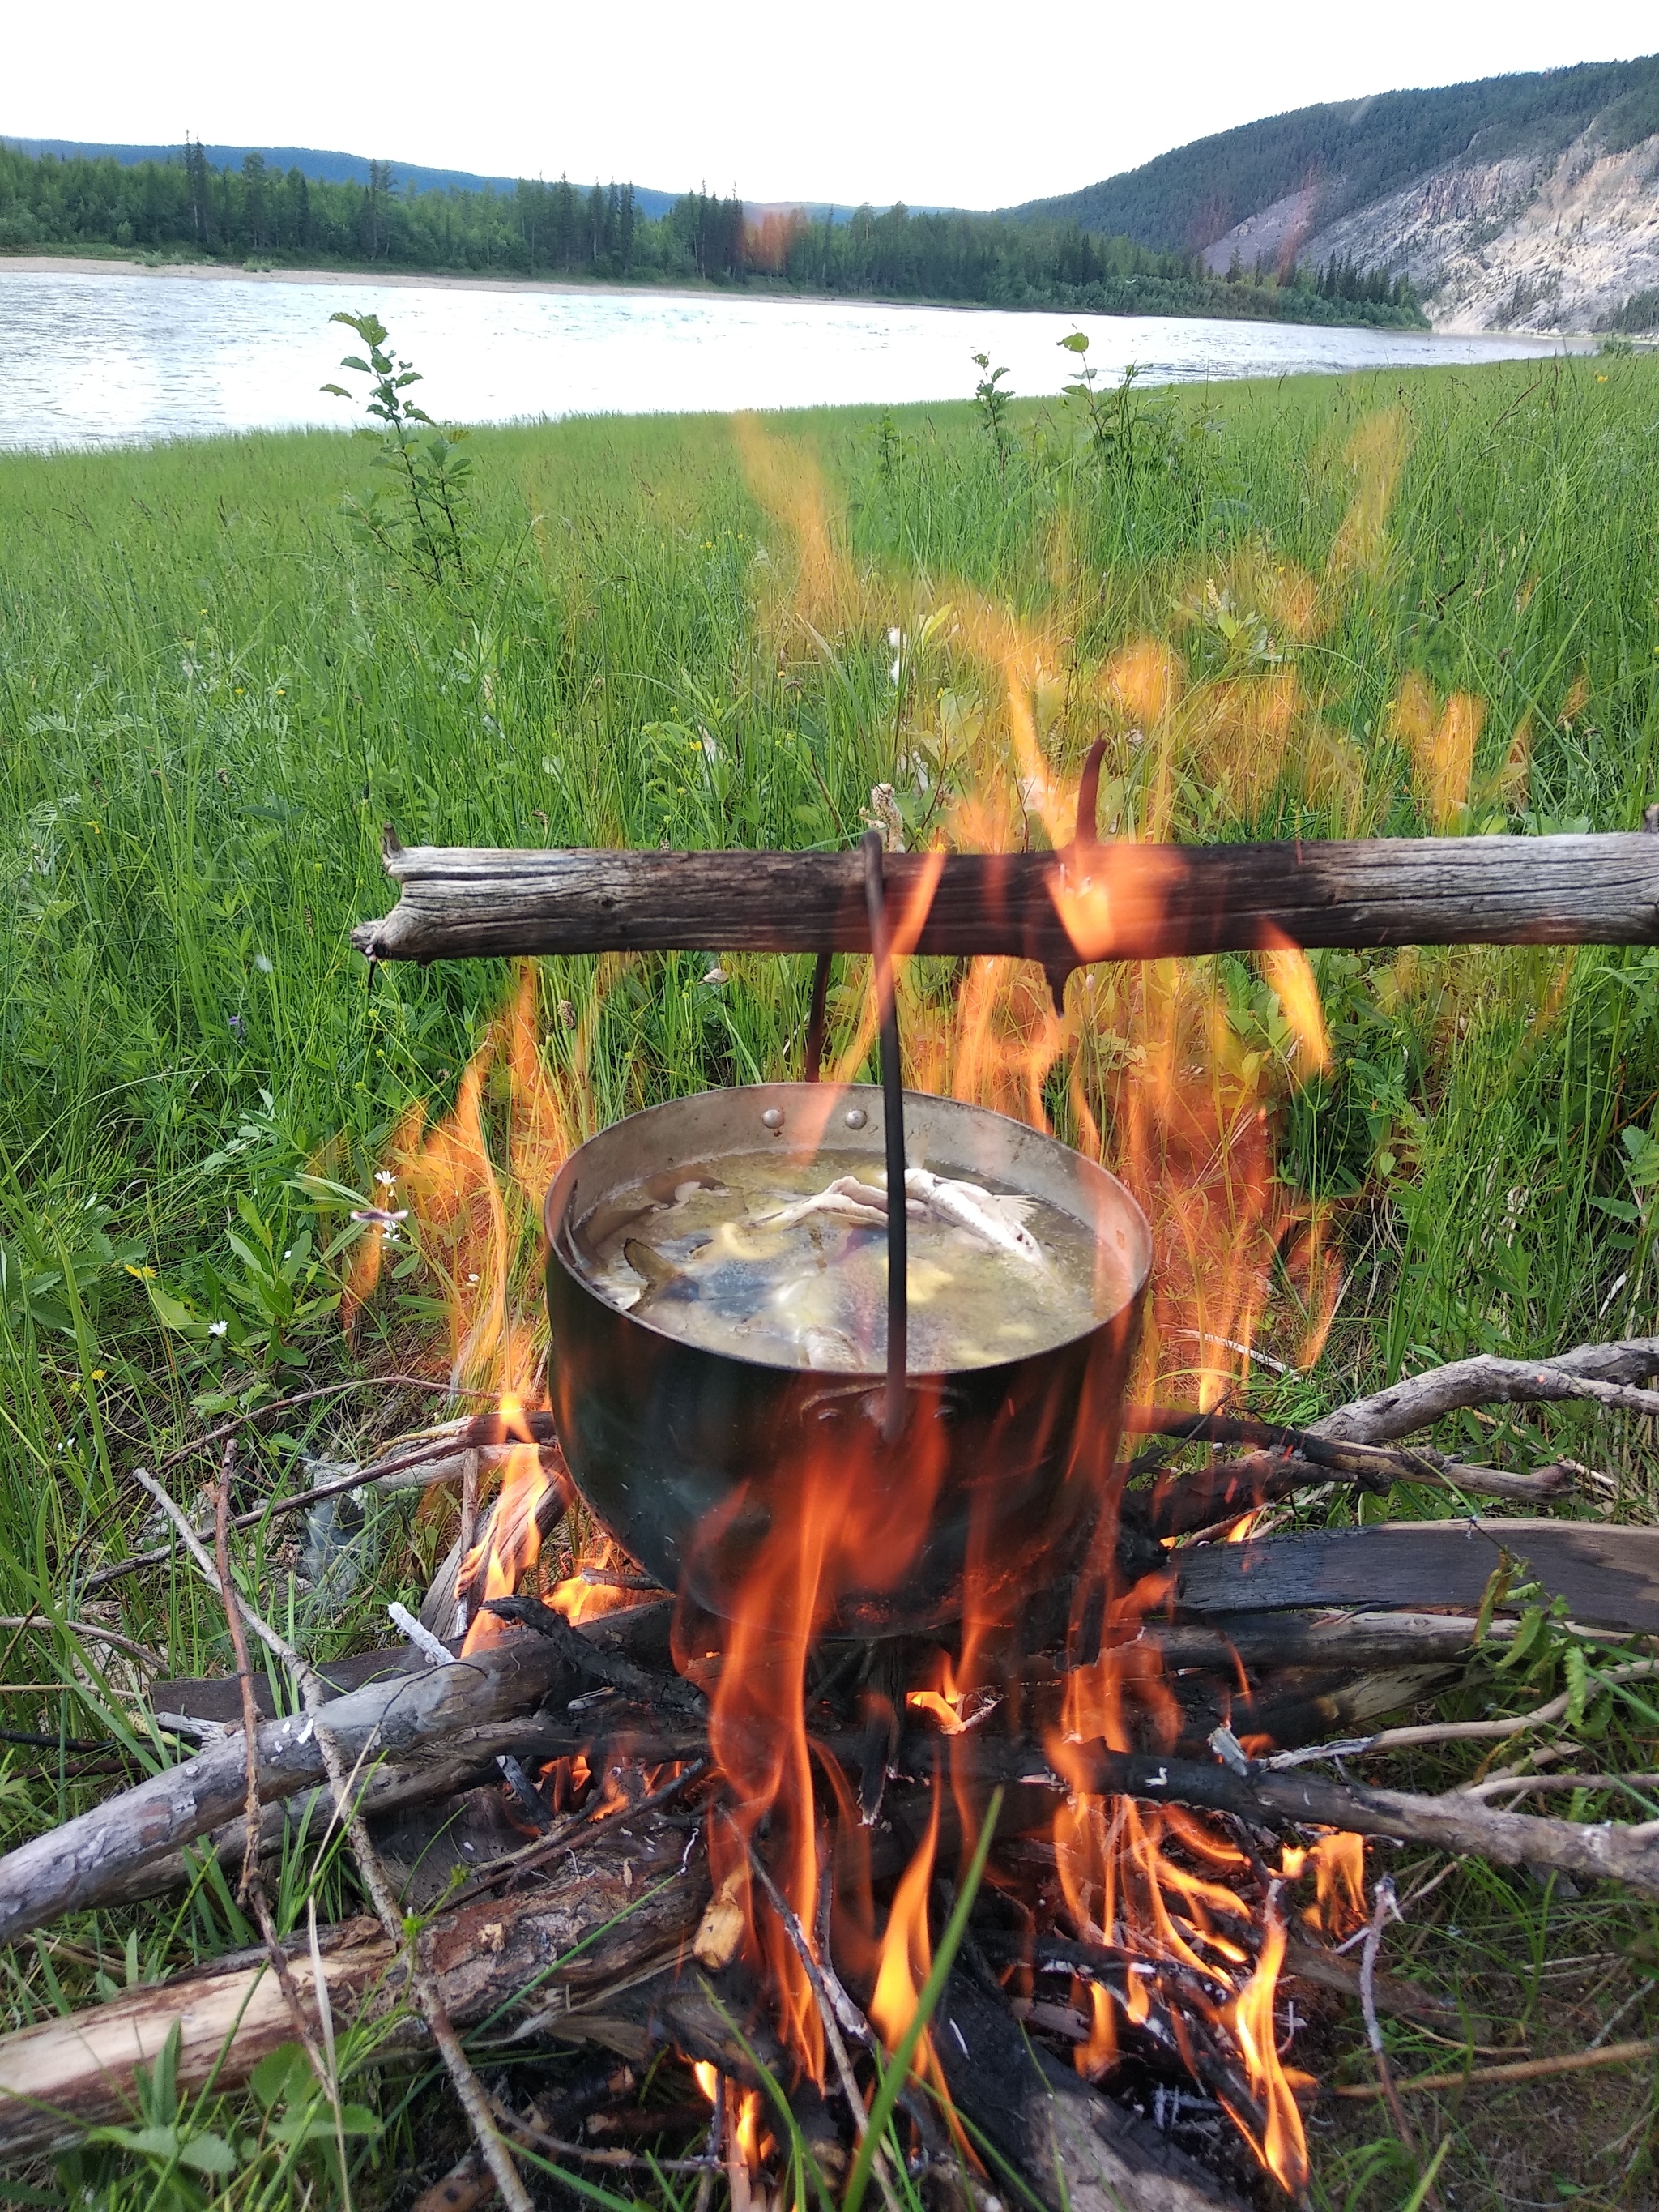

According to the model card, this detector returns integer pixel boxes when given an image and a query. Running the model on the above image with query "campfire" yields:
[7,806,1659,2212]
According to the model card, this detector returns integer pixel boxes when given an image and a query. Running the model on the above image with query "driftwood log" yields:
[0,1821,697,2159]
[0,1634,574,1949]
[352,831,1659,980]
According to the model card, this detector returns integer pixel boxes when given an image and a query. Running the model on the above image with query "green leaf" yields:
[89,2124,180,2159]
[1060,331,1090,353]
[1495,1605,1549,1672]
[149,2022,181,2124]
[178,2133,238,2176]
[1565,1645,1590,1728]
[249,2043,307,2111]
[144,1279,201,1334]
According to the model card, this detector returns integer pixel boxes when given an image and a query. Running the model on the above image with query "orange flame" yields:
[870,1791,945,2085]
[330,414,1407,2189]
[1300,1830,1367,1939]
[1223,1890,1311,2191]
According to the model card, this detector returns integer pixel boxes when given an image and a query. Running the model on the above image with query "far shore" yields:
[0,253,1602,340]
[0,253,723,307]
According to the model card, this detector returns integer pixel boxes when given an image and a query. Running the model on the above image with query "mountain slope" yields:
[1009,55,1659,331]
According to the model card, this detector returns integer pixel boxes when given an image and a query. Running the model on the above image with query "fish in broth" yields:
[571,1149,1124,1373]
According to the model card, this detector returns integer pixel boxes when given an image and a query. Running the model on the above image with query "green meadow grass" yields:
[2,352,1659,2204]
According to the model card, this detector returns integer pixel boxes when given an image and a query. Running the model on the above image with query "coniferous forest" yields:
[0,140,1427,327]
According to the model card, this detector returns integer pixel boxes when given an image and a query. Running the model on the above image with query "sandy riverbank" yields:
[2,255,1610,341]
[0,254,768,309]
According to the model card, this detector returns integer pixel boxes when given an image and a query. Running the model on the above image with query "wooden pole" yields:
[352,830,1659,983]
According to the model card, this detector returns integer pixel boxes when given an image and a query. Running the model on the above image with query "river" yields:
[0,263,1583,451]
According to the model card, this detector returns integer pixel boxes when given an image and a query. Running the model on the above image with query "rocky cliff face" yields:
[1201,127,1659,334]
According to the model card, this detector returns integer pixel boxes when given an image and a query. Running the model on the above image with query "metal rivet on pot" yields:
[844,1107,868,1129]
[760,1107,785,1132]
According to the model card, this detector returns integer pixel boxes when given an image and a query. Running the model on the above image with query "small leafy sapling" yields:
[1058,331,1145,476]
[322,310,471,586]
[970,352,1014,467]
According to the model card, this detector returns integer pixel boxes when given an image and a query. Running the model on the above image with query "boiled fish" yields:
[902,1168,1047,1269]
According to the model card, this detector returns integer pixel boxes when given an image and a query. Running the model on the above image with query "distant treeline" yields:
[0,139,1426,328]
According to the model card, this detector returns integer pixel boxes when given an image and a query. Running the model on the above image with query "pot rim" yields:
[544,1081,1151,1382]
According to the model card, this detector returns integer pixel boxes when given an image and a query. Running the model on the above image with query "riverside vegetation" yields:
[2,331,1659,2204]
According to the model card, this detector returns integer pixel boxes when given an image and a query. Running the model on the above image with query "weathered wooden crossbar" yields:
[353,828,1659,976]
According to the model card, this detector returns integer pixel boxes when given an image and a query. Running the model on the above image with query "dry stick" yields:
[132,1469,535,2212]
[0,1616,161,1672]
[86,1427,562,1593]
[1461,1773,1659,1806]
[1313,1335,1659,1445]
[739,1826,905,2212]
[457,1448,481,1631]
[1352,1659,1659,1758]
[152,1375,495,1476]
[500,2103,721,2176]
[1330,2037,1659,2099]
[211,1446,343,2149]
[1358,1876,1435,2206]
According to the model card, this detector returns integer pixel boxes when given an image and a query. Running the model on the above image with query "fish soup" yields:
[569,1147,1128,1373]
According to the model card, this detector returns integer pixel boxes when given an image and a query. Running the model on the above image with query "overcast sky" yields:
[7,2,1656,211]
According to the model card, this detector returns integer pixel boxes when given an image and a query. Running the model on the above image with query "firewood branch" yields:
[349,831,1659,971]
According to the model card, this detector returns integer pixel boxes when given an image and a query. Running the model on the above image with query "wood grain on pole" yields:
[352,831,1659,969]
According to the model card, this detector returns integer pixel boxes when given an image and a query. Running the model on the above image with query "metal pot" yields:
[544,1084,1150,1636]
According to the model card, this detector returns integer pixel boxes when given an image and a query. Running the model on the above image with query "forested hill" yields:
[3,139,678,219]
[0,140,1425,328]
[1005,54,1659,335]
[1011,55,1659,254]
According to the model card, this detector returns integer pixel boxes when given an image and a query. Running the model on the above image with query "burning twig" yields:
[449,1757,708,1906]
[739,1824,906,2212]
[1015,1742,1659,1901]
[484,1593,706,1715]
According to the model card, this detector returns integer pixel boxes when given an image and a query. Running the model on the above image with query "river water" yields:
[0,264,1580,451]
